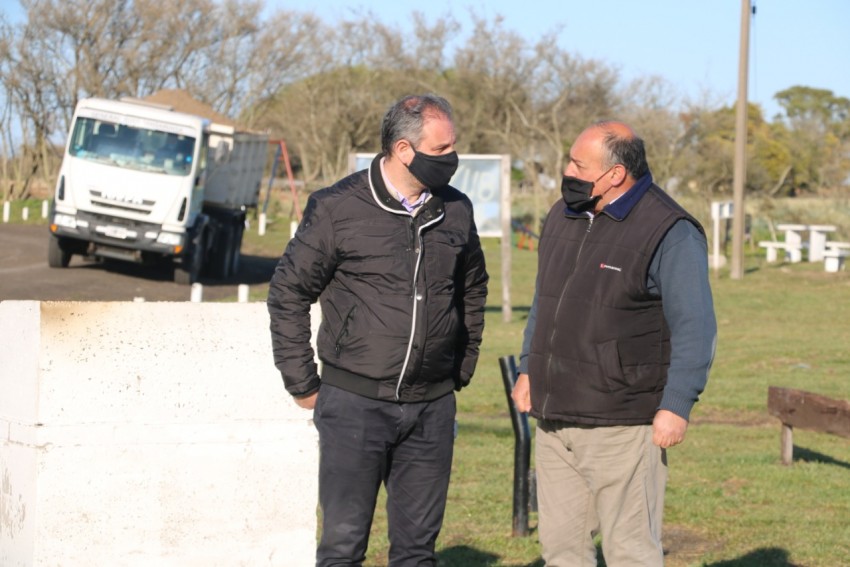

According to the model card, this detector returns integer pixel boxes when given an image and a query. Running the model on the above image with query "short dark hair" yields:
[380,94,454,156]
[597,121,650,180]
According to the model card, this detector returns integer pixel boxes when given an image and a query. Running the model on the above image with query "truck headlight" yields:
[156,232,183,246]
[52,213,78,229]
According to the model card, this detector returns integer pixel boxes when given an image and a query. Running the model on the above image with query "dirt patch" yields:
[664,524,725,566]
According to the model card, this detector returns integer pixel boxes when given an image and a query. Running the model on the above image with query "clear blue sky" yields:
[290,0,850,120]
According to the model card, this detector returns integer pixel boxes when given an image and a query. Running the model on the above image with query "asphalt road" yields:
[0,224,279,302]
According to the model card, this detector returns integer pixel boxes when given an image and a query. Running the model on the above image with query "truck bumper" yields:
[50,210,186,261]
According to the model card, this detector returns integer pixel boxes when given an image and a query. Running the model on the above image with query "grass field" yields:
[366,237,850,566]
[244,221,850,566]
[9,198,850,565]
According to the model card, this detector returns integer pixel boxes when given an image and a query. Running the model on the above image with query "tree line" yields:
[2,0,849,220]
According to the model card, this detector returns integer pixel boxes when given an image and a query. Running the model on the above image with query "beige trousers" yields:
[535,420,667,567]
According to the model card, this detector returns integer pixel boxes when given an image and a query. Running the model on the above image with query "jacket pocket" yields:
[424,230,465,291]
[334,305,357,356]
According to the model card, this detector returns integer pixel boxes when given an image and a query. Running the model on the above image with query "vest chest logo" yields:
[599,263,622,272]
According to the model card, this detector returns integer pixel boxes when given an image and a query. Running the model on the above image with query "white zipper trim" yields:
[395,211,445,401]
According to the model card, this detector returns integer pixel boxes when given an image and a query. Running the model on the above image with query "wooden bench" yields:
[823,249,848,273]
[767,386,850,465]
[826,241,850,251]
[759,241,802,263]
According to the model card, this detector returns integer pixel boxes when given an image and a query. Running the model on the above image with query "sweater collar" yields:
[564,172,654,221]
[602,172,654,221]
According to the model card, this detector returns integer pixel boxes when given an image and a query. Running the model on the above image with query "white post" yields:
[710,201,731,269]
[258,212,267,236]
[711,202,721,270]
[190,283,203,303]
[499,154,512,323]
[22,207,29,222]
[238,284,249,303]
[42,200,49,219]
[2,202,9,223]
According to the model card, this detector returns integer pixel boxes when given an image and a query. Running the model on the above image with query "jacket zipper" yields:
[541,213,594,419]
[395,212,443,401]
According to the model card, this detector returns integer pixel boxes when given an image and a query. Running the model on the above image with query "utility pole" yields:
[731,0,751,279]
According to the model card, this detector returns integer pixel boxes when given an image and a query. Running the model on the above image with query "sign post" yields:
[711,201,734,271]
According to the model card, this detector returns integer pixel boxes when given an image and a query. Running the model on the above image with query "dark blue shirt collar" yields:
[598,172,654,221]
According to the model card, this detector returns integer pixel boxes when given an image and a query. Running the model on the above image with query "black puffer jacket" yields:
[268,155,488,402]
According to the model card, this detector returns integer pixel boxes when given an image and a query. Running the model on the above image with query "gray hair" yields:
[596,120,650,180]
[380,94,454,156]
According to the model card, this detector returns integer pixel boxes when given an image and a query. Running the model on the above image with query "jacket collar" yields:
[368,155,445,220]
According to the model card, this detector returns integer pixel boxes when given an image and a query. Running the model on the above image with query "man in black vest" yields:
[512,121,716,566]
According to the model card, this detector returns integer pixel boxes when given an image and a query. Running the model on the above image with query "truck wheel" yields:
[175,232,204,285]
[210,225,235,280]
[48,235,73,268]
[230,222,244,276]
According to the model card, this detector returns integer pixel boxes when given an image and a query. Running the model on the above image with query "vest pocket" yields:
[595,338,627,392]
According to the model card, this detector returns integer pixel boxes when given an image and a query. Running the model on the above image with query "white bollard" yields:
[258,212,267,236]
[2,202,9,223]
[42,200,49,218]
[238,284,250,303]
[190,283,203,303]
[22,207,29,221]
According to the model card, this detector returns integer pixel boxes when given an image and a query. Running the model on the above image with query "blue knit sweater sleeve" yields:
[518,278,538,375]
[648,219,717,420]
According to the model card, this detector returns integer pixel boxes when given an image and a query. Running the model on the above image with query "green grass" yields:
[2,197,51,225]
[248,223,850,566]
[9,204,850,566]
[410,242,850,566]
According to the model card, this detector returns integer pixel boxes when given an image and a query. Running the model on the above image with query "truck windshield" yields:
[68,117,196,176]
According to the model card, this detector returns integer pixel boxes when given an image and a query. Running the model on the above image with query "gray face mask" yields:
[408,148,459,189]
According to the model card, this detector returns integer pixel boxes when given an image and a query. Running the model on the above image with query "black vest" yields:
[528,184,703,425]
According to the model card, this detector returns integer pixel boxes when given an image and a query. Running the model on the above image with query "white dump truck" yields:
[48,92,268,283]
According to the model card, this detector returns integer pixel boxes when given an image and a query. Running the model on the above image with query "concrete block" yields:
[0,301,318,566]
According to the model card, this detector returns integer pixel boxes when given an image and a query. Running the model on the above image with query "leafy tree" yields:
[774,86,850,193]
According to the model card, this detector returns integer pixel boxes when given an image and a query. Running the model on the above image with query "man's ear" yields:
[611,164,629,186]
[394,139,414,165]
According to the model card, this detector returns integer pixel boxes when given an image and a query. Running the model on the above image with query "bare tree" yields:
[256,12,460,184]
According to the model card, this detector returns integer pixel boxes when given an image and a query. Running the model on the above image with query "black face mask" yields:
[407,148,459,189]
[561,167,614,212]
[561,175,599,212]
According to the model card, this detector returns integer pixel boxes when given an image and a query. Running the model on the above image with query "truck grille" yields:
[89,190,155,214]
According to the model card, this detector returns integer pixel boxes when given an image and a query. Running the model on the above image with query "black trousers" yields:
[314,384,457,567]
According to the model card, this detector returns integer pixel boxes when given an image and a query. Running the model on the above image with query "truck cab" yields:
[49,95,267,283]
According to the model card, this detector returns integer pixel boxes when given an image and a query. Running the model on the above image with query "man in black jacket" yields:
[268,94,488,566]
[512,121,716,566]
